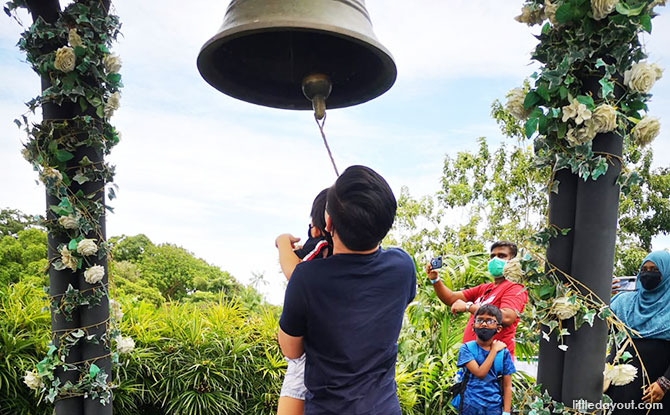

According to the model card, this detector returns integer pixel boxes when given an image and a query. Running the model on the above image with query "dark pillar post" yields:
[562,132,622,405]
[23,1,113,414]
[537,168,578,402]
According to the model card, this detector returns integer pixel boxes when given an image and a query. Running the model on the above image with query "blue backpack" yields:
[449,341,504,412]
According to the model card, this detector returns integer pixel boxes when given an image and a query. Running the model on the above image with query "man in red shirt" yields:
[425,241,527,358]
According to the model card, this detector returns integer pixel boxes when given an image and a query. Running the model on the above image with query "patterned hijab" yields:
[610,251,670,340]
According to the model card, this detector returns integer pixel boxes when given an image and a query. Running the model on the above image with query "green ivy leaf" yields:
[73,172,90,185]
[584,309,596,326]
[524,91,541,110]
[615,1,646,16]
[55,150,74,162]
[559,86,568,100]
[536,84,550,102]
[89,364,101,379]
[598,306,612,319]
[591,158,609,180]
[620,351,633,362]
[68,239,78,251]
[640,14,652,33]
[599,78,614,98]
[576,95,595,110]
[525,117,539,138]
[555,4,573,24]
[542,22,551,35]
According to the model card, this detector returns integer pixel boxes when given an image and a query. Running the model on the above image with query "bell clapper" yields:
[302,73,339,176]
[302,73,332,120]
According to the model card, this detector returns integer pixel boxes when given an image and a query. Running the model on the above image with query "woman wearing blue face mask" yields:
[607,250,670,414]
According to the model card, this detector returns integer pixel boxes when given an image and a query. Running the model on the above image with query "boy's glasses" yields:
[474,318,499,327]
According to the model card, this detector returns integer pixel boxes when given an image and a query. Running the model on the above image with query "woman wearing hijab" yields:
[607,250,670,414]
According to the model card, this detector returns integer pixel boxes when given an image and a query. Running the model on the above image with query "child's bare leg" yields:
[277,396,304,415]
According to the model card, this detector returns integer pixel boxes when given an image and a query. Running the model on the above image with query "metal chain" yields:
[314,112,339,177]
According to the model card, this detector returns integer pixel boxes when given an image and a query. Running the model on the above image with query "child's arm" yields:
[276,234,302,280]
[463,340,506,379]
[502,374,512,414]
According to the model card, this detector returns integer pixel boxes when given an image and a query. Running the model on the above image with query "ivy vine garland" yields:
[5,0,133,405]
[503,0,664,412]
[508,0,663,188]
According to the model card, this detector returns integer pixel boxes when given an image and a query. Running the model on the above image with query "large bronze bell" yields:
[197,0,397,112]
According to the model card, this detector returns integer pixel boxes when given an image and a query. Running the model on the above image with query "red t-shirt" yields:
[461,279,528,358]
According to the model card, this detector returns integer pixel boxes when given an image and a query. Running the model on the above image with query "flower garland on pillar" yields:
[5,0,133,405]
[502,0,665,412]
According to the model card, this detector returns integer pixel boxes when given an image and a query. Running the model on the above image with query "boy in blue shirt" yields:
[456,304,515,415]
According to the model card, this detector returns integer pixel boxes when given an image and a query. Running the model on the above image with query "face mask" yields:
[488,257,506,277]
[474,327,497,341]
[639,271,662,290]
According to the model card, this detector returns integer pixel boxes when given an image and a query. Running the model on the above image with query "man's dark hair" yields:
[474,304,503,324]
[310,188,329,235]
[326,165,396,251]
[491,240,517,258]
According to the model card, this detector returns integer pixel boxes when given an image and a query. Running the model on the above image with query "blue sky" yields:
[1,1,669,304]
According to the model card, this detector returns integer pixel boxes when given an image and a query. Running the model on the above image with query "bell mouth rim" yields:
[197,22,397,110]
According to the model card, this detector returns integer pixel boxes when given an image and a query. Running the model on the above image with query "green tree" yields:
[0,209,42,238]
[391,100,670,275]
[109,234,154,262]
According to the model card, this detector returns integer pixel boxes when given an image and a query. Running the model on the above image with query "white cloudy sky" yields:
[1,1,669,304]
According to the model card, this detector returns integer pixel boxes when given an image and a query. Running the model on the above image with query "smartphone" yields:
[614,276,636,291]
[430,256,443,269]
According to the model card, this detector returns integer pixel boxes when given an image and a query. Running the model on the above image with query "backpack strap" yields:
[493,348,504,375]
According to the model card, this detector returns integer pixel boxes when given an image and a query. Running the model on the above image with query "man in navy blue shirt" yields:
[276,165,416,415]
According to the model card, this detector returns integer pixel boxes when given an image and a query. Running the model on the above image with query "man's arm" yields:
[425,263,467,305]
[276,234,301,280]
[278,327,304,359]
[499,286,528,327]
[500,308,519,327]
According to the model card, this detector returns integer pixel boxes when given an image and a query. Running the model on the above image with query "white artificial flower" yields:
[103,54,122,74]
[109,299,123,321]
[544,0,559,25]
[591,0,619,20]
[21,148,31,161]
[553,296,579,320]
[84,265,105,284]
[503,258,524,284]
[68,28,83,48]
[558,344,569,351]
[60,247,78,271]
[76,238,98,256]
[566,122,597,147]
[515,5,545,25]
[590,104,618,133]
[115,335,135,354]
[505,88,530,120]
[632,117,661,147]
[104,92,121,118]
[58,215,79,230]
[562,99,592,125]
[624,62,662,94]
[23,370,43,390]
[604,363,637,386]
[54,46,76,72]
[40,167,63,183]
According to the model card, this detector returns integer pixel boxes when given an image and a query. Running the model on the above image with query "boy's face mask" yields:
[474,327,497,341]
[488,257,507,277]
